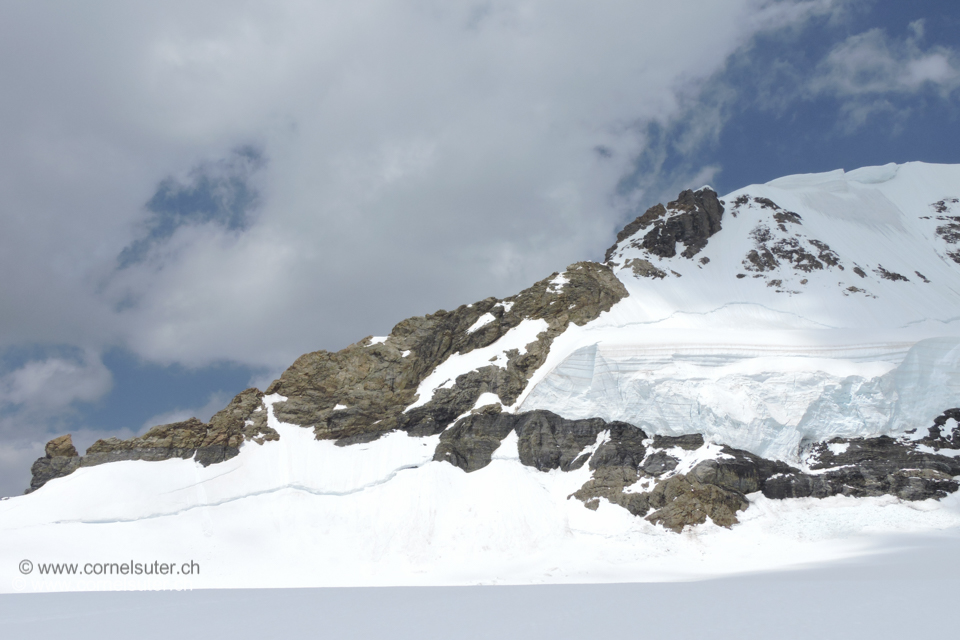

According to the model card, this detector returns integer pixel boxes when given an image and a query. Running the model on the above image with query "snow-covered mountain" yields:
[6,161,960,592]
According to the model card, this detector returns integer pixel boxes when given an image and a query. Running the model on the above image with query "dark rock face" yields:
[637,444,796,532]
[434,409,615,474]
[773,210,802,227]
[639,190,724,259]
[921,408,960,449]
[875,265,910,282]
[267,261,628,444]
[573,421,651,516]
[764,417,960,502]
[28,388,275,492]
[433,407,516,473]
[516,412,608,472]
[640,452,678,476]
[643,189,724,259]
[652,434,704,450]
[431,407,960,533]
[727,195,845,286]
[604,204,666,261]
[431,410,798,532]
[29,435,81,493]
[929,198,960,263]
[604,188,723,263]
[743,224,841,274]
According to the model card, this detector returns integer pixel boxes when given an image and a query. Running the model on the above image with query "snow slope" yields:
[3,162,960,592]
[521,162,960,460]
[5,394,960,593]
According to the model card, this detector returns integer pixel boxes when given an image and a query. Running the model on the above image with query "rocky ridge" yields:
[29,262,627,490]
[266,260,628,443]
[28,389,276,493]
[432,407,960,531]
[27,183,960,533]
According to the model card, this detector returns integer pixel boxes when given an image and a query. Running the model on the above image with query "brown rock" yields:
[646,475,749,532]
[45,434,78,458]
[28,388,272,491]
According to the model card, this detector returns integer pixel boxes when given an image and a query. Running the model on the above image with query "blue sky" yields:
[1,0,959,495]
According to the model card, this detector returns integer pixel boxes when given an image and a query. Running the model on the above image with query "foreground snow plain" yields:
[4,162,960,593]
[5,528,960,640]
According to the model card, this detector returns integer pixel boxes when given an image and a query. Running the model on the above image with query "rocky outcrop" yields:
[430,408,960,532]
[430,409,797,531]
[928,198,960,264]
[516,412,608,472]
[743,223,841,274]
[434,409,612,473]
[29,435,81,493]
[27,388,275,492]
[645,476,748,531]
[573,421,653,517]
[764,436,960,501]
[604,188,724,263]
[433,406,516,472]
[918,408,960,449]
[267,261,628,444]
[624,258,667,279]
[875,265,910,282]
[763,410,960,502]
[727,195,845,288]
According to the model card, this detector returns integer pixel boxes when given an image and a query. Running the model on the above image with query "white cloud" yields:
[809,19,960,125]
[0,1,841,375]
[0,351,112,412]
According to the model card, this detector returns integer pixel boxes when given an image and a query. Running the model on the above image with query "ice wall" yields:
[519,338,960,462]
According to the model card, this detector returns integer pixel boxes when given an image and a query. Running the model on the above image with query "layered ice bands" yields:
[520,337,960,462]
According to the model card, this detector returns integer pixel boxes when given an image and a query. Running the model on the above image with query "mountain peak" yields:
[604,186,723,264]
[9,163,960,589]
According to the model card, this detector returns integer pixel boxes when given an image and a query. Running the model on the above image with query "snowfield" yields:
[4,162,960,593]
[4,394,960,593]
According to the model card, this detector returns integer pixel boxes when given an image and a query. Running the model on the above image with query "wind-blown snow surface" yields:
[4,162,960,592]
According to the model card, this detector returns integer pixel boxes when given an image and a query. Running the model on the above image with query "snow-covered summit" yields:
[604,161,960,331]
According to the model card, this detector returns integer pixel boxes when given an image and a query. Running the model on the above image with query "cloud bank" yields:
[11,1,960,493]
